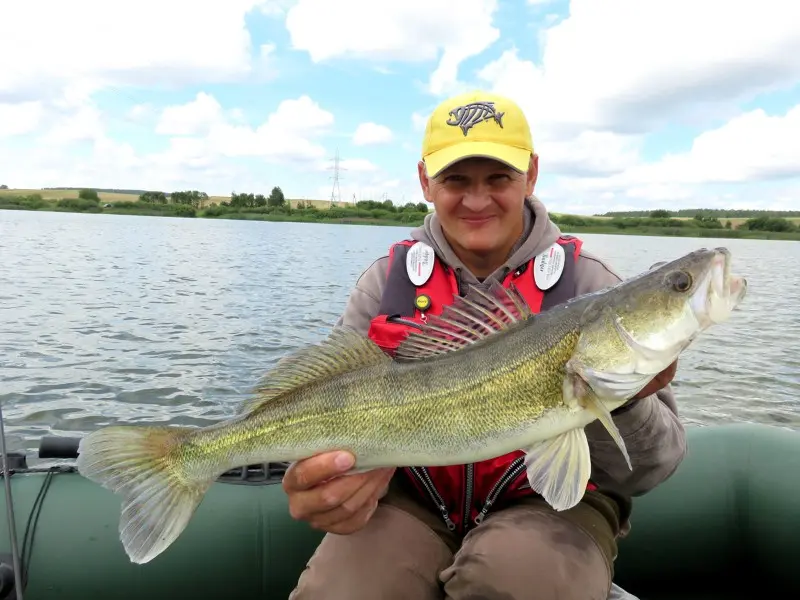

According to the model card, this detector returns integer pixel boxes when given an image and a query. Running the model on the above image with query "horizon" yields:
[1,1,799,215]
[6,186,800,219]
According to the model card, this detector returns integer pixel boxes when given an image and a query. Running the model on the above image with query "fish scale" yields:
[75,246,748,565]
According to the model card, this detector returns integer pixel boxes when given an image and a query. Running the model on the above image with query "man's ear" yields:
[418,160,433,203]
[526,153,538,195]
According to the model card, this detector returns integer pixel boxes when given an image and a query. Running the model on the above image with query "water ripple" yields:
[0,212,798,459]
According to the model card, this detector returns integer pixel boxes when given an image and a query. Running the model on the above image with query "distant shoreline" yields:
[0,203,423,228]
[1,189,799,241]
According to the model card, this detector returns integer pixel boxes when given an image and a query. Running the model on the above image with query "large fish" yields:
[76,246,747,564]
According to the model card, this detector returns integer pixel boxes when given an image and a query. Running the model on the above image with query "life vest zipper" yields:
[408,466,456,531]
[462,463,474,533]
[474,456,526,525]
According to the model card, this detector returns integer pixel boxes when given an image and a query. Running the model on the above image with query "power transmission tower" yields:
[328,148,346,205]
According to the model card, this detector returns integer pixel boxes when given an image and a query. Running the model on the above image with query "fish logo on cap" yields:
[446,101,505,136]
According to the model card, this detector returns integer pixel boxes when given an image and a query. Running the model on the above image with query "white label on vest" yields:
[533,243,565,290]
[406,242,435,286]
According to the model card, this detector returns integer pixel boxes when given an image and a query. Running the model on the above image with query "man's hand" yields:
[282,451,396,535]
[632,360,678,400]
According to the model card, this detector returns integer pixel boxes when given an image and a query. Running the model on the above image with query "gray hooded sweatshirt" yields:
[335,195,687,501]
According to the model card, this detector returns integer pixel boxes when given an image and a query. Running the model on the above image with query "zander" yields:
[76,246,747,565]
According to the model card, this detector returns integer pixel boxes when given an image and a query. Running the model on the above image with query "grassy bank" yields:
[550,213,800,241]
[2,189,799,240]
[0,192,428,227]
[551,222,800,241]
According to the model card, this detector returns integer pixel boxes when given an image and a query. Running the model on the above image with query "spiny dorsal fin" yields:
[237,326,391,414]
[395,279,532,361]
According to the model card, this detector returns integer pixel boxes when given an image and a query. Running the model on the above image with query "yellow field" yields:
[0,188,354,210]
[0,188,143,202]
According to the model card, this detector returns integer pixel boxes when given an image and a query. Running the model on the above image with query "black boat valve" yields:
[0,553,24,599]
[38,436,81,460]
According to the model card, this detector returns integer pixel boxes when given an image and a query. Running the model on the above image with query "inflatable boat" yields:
[0,421,796,599]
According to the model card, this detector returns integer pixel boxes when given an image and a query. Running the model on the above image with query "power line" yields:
[327,148,346,205]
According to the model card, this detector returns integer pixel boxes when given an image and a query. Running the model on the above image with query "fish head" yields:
[569,247,747,402]
[613,246,747,337]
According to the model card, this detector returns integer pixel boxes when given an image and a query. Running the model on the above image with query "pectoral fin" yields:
[563,369,632,472]
[522,428,591,512]
[583,391,632,471]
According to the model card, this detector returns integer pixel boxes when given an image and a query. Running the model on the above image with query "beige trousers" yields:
[289,478,626,600]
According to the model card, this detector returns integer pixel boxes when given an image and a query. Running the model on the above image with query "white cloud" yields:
[467,0,800,193]
[535,103,800,213]
[127,103,155,123]
[0,101,43,137]
[156,93,224,136]
[598,104,800,188]
[476,1,800,136]
[537,131,642,177]
[411,112,428,132]
[152,93,335,163]
[339,159,380,172]
[0,92,340,194]
[189,94,335,163]
[0,0,271,102]
[284,0,500,95]
[258,0,295,17]
[352,122,393,146]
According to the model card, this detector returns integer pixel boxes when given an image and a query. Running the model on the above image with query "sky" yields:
[2,0,800,215]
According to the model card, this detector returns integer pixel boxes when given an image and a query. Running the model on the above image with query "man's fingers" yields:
[339,468,394,514]
[283,451,355,493]
[297,468,395,530]
[309,497,380,535]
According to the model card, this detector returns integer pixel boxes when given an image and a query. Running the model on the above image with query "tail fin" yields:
[76,425,214,564]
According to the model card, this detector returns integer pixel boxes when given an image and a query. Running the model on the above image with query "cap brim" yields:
[424,141,531,178]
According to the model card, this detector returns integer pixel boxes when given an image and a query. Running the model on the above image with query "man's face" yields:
[418,155,538,256]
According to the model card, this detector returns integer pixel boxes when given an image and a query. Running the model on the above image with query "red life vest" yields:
[367,234,598,533]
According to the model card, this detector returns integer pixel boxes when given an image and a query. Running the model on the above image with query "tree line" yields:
[560,208,798,233]
[599,208,800,218]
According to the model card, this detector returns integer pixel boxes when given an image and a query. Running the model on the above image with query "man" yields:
[285,90,686,600]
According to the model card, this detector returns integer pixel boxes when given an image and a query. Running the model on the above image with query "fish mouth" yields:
[690,247,748,326]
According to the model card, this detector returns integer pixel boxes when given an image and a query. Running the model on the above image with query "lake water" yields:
[1,210,798,459]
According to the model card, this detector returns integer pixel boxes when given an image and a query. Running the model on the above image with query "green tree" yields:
[268,186,285,207]
[742,216,796,232]
[78,188,99,201]
[139,191,168,204]
[170,190,208,209]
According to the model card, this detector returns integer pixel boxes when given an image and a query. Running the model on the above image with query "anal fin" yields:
[522,428,592,512]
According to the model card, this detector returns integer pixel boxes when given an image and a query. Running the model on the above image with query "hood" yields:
[409,195,563,290]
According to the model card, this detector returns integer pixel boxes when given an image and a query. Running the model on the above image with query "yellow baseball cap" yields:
[421,90,534,178]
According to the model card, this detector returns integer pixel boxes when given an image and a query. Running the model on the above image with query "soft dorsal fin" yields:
[395,279,532,361]
[237,326,391,414]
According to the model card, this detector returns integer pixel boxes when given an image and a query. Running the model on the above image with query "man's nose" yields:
[461,185,493,211]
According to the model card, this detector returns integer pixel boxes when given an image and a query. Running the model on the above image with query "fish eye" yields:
[666,270,693,292]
